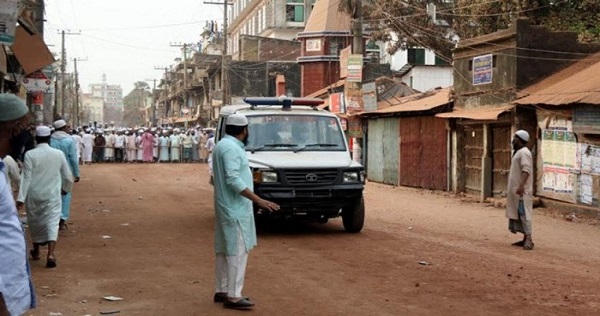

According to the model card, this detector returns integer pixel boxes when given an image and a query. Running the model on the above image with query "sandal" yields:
[46,258,57,268]
[511,240,525,247]
[30,249,41,260]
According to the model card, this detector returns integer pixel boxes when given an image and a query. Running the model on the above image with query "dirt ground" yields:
[24,163,600,316]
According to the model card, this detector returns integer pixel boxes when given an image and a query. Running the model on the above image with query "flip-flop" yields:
[30,250,41,261]
[511,241,525,247]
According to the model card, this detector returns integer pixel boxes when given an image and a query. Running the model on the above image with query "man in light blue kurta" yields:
[212,113,279,310]
[50,119,80,230]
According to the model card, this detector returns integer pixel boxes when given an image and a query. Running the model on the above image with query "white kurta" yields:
[2,155,20,192]
[506,147,534,221]
[82,134,94,162]
[169,135,181,161]
[71,134,83,160]
[136,135,144,161]
[17,144,74,243]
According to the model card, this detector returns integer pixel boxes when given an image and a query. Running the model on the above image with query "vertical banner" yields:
[0,0,19,45]
[347,116,362,138]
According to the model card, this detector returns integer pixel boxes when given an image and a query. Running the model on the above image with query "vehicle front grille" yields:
[283,169,338,185]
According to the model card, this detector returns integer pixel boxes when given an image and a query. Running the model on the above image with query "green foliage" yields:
[363,0,600,58]
[122,81,150,127]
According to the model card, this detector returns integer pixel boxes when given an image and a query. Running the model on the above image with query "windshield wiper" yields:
[248,143,299,153]
[294,143,339,153]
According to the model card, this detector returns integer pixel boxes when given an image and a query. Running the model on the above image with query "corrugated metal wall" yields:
[367,118,400,185]
[400,116,448,190]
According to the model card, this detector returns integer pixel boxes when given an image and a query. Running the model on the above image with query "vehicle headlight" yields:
[342,171,360,183]
[254,170,278,183]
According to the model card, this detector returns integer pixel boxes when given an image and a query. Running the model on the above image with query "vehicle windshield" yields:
[246,114,346,152]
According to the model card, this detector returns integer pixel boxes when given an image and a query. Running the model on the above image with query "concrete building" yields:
[89,74,123,108]
[228,0,317,60]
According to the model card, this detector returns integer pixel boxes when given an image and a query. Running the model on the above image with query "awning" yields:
[11,26,55,75]
[435,105,513,120]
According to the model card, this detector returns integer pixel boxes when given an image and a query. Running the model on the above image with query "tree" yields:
[122,81,150,127]
[363,0,600,59]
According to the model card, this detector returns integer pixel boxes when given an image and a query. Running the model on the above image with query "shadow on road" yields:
[256,217,349,236]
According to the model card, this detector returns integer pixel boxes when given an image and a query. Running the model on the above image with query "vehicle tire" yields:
[342,196,365,233]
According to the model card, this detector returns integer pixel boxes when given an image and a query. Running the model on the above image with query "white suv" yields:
[216,97,365,233]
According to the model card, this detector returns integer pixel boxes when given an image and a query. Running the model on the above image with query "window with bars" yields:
[407,48,425,65]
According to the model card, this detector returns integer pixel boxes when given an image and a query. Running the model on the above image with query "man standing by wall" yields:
[506,130,534,250]
[212,113,279,310]
[0,94,36,315]
[51,120,80,231]
[17,126,74,268]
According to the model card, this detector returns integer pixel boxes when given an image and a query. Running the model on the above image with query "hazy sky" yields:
[44,0,223,95]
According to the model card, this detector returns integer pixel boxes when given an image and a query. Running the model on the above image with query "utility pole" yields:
[72,57,87,127]
[59,30,81,119]
[221,0,229,108]
[204,0,232,108]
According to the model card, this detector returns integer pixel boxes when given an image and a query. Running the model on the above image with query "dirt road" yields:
[26,163,600,315]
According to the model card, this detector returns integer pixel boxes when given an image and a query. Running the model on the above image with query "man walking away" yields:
[17,126,74,268]
[506,130,534,250]
[0,93,36,315]
[81,129,94,164]
[71,129,83,164]
[51,119,80,231]
[212,113,279,310]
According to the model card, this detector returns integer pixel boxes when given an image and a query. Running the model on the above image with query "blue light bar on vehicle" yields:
[243,97,325,111]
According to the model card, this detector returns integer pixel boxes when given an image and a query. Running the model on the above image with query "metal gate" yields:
[367,118,400,185]
[400,116,447,190]
[463,125,483,195]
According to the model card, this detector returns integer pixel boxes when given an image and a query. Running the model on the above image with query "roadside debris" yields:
[102,296,124,301]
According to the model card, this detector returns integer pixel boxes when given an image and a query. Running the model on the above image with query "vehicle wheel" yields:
[342,196,365,233]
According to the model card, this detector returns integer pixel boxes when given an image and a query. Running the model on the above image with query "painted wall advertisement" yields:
[472,54,493,86]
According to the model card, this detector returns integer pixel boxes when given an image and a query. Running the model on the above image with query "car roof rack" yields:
[243,97,324,111]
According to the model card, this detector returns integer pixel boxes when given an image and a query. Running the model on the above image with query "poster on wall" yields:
[579,174,593,205]
[472,54,493,85]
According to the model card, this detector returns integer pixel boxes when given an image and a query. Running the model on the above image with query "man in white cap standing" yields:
[51,119,80,230]
[211,113,279,310]
[169,128,182,162]
[17,126,74,268]
[0,93,36,315]
[506,130,534,250]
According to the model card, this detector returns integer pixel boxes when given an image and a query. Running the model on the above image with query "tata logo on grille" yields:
[305,173,318,182]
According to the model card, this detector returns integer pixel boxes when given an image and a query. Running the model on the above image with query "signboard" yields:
[344,82,363,114]
[472,54,493,85]
[22,70,52,92]
[347,54,363,83]
[339,46,351,78]
[0,0,19,45]
[306,39,321,52]
[329,92,345,114]
[347,116,362,138]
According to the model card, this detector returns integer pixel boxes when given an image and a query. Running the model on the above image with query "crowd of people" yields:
[71,126,216,164]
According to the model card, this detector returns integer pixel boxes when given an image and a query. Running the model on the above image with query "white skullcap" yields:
[138,129,144,133]
[226,113,248,126]
[515,130,529,143]
[53,119,67,129]
[36,125,51,137]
